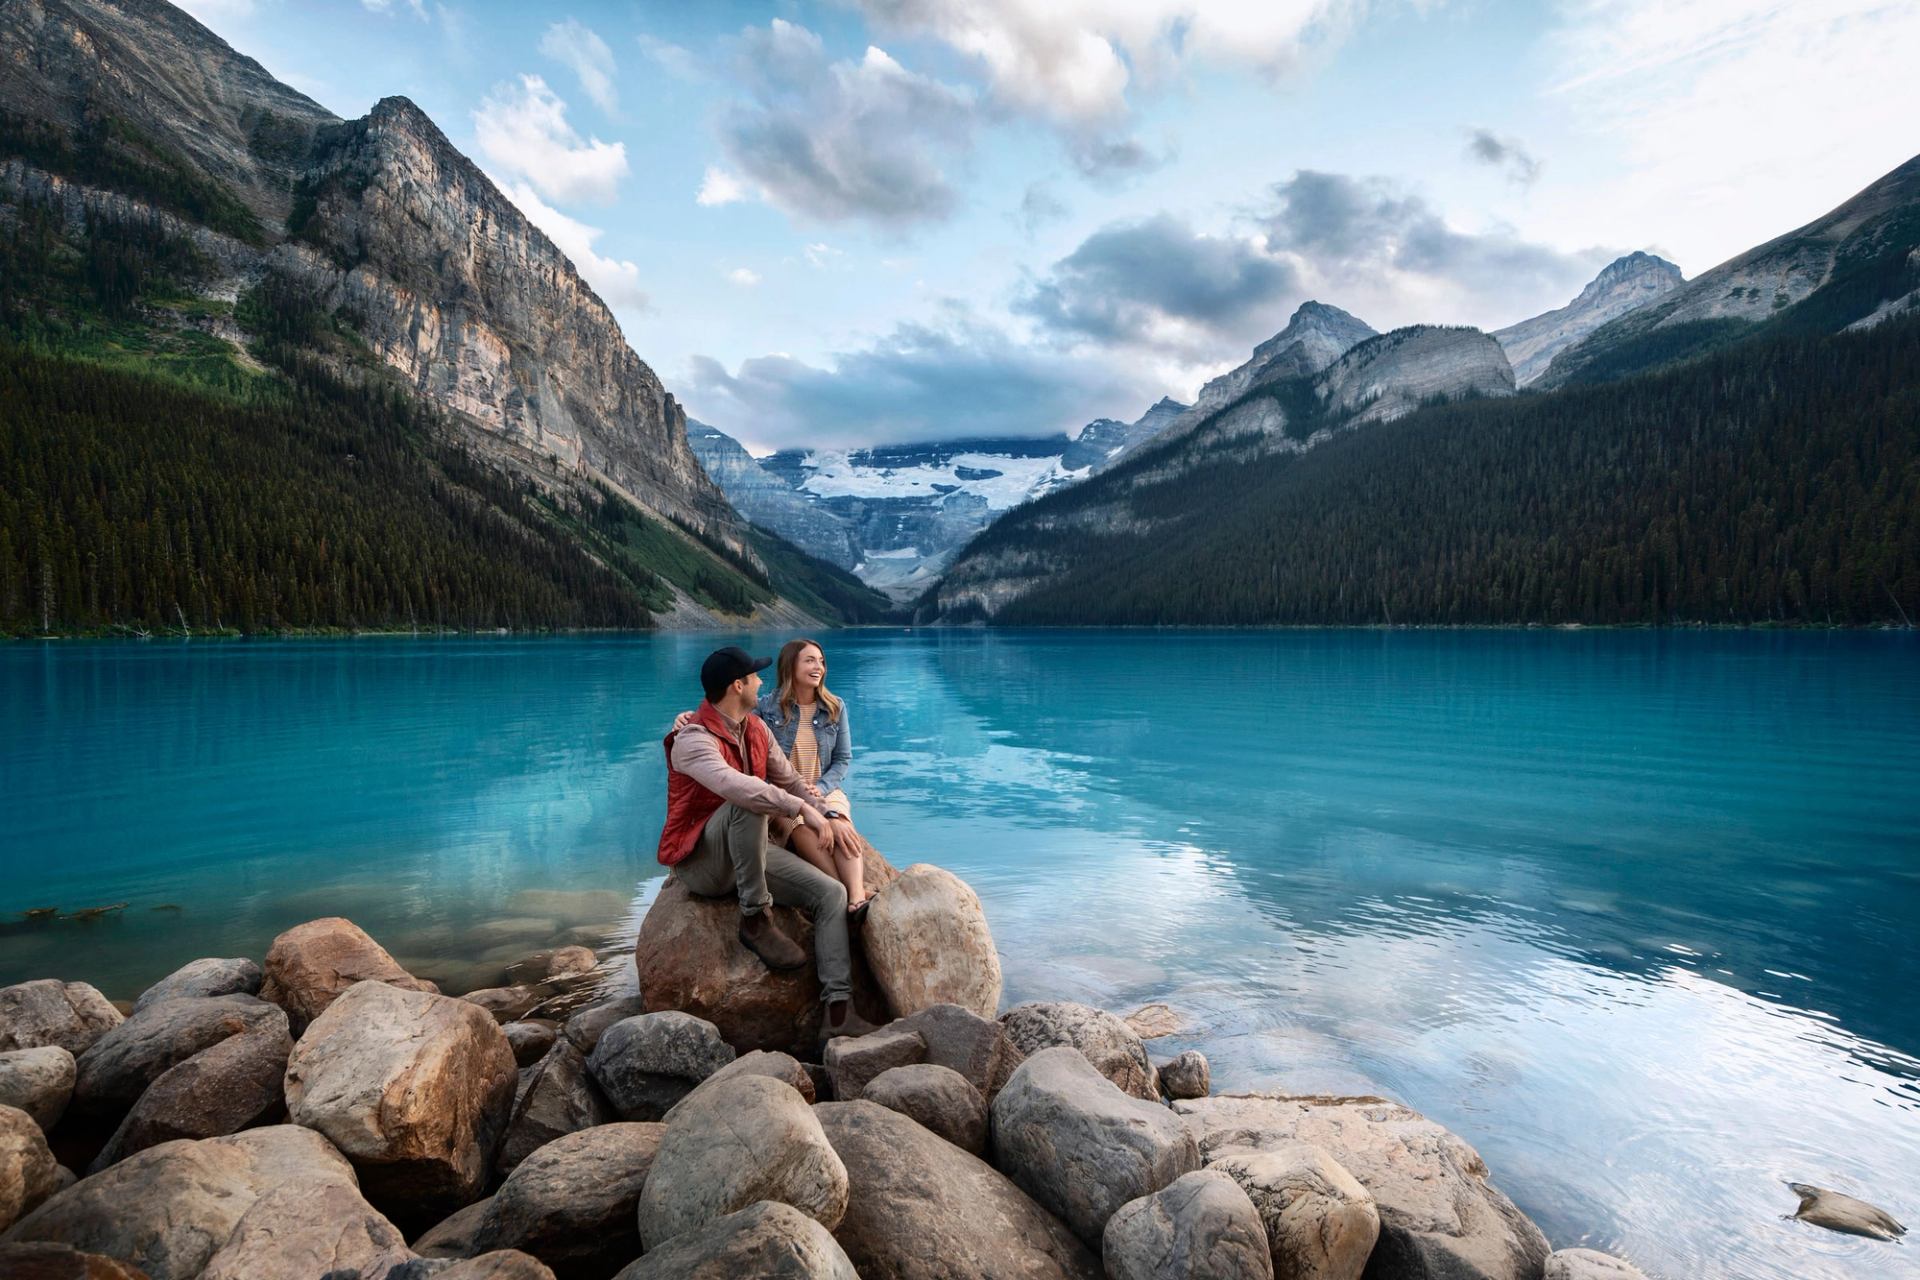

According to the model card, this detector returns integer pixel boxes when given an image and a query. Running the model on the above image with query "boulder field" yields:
[0,856,1691,1278]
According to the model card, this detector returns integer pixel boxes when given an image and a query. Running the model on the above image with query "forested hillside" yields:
[954,317,1920,627]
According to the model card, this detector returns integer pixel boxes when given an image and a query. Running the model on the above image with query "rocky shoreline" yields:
[0,853,1893,1278]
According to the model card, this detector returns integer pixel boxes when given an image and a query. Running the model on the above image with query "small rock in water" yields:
[1158,1050,1210,1100]
[1543,1247,1650,1279]
[1788,1182,1906,1240]
[1123,1002,1186,1040]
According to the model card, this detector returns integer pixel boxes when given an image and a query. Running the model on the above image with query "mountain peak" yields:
[1576,252,1684,305]
[1495,253,1686,386]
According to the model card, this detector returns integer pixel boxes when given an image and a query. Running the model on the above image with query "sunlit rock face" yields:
[1495,253,1684,387]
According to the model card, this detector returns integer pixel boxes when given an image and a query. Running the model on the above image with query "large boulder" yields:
[0,1047,77,1131]
[2,1126,358,1280]
[863,864,1002,1020]
[1174,1094,1550,1280]
[890,1003,1024,1103]
[1102,1170,1274,1280]
[91,1011,293,1170]
[0,1242,152,1278]
[0,982,123,1057]
[461,988,545,1024]
[133,960,262,1014]
[1,1104,64,1233]
[473,1123,662,1279]
[284,980,516,1228]
[560,999,646,1056]
[412,1199,493,1261]
[814,1100,1099,1279]
[861,1063,988,1156]
[636,1075,847,1250]
[198,1183,409,1280]
[1208,1142,1378,1280]
[494,1040,613,1177]
[1000,1003,1159,1102]
[662,1050,816,1120]
[258,918,438,1036]
[430,1252,558,1279]
[584,1013,734,1121]
[991,1047,1200,1248]
[612,1201,856,1280]
[72,996,282,1122]
[823,1025,924,1101]
[633,847,898,1057]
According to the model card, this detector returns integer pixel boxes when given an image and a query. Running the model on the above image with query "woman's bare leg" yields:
[833,824,868,908]
[786,824,838,880]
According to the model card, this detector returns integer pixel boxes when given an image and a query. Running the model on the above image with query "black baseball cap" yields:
[700,645,772,701]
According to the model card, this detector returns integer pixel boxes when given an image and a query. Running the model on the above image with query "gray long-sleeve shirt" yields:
[668,713,813,820]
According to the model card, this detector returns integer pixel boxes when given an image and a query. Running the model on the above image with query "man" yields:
[657,645,872,1036]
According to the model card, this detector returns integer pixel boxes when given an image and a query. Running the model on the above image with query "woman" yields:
[758,638,871,916]
[671,637,870,915]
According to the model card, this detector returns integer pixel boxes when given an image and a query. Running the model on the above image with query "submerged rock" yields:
[1543,1247,1652,1279]
[1102,1169,1273,1280]
[1787,1182,1906,1240]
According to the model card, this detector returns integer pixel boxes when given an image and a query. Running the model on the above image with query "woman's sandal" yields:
[847,893,874,924]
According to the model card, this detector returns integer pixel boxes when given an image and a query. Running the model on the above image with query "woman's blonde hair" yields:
[776,638,842,722]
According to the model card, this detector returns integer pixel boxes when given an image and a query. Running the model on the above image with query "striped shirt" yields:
[790,708,820,785]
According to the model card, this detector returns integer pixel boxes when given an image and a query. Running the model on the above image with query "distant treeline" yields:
[973,316,1920,627]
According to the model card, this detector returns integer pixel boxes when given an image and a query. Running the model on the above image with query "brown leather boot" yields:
[823,999,882,1039]
[738,909,807,971]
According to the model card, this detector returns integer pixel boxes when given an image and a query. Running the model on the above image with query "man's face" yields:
[740,670,762,702]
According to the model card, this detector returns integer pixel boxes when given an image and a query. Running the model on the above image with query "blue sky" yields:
[179,0,1920,452]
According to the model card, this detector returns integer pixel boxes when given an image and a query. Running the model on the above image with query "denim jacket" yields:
[756,692,851,797]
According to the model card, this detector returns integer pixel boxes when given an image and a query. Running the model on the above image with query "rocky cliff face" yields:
[1316,325,1515,423]
[686,421,860,569]
[1494,252,1683,386]
[1060,398,1188,471]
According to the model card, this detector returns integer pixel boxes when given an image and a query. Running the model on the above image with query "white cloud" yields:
[540,18,618,114]
[696,166,748,206]
[637,33,702,81]
[472,74,628,205]
[804,242,844,268]
[1545,0,1920,269]
[361,0,428,18]
[491,176,649,311]
[850,0,1363,125]
[727,267,762,286]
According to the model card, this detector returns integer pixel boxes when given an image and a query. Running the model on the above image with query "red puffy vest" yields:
[657,701,771,866]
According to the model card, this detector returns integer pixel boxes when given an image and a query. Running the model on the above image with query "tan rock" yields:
[0,1242,152,1278]
[1209,1141,1379,1280]
[435,1251,558,1279]
[1102,1170,1273,1280]
[132,959,262,1014]
[1000,1002,1159,1102]
[863,864,1002,1020]
[823,1025,924,1101]
[1544,1247,1653,1279]
[474,1122,664,1277]
[632,847,897,1057]
[258,918,437,1036]
[72,995,281,1122]
[0,1046,77,1131]
[1159,1050,1211,1100]
[1123,1002,1186,1040]
[814,1100,1099,1279]
[90,1012,292,1170]
[1175,1094,1549,1280]
[637,1075,847,1249]
[612,1200,856,1280]
[663,1049,815,1121]
[1788,1182,1906,1241]
[284,980,517,1227]
[1,1104,64,1234]
[862,1063,988,1155]
[199,1182,409,1280]
[889,1003,1024,1103]
[3,1126,358,1280]
[0,982,123,1057]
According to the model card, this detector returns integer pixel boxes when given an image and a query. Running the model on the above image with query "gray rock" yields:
[888,1002,1023,1103]
[503,1021,558,1068]
[1,1104,64,1234]
[585,1012,734,1122]
[862,864,1003,1020]
[199,1182,410,1280]
[1102,1170,1273,1280]
[495,1040,613,1177]
[1174,1094,1550,1280]
[991,1047,1200,1248]
[543,948,597,981]
[461,987,544,1024]
[612,1200,856,1279]
[636,1075,847,1249]
[473,1122,663,1278]
[823,1025,924,1102]
[1494,253,1683,386]
[1000,1002,1159,1101]
[432,1252,557,1280]
[1208,1142,1379,1280]
[0,1047,77,1131]
[259,918,439,1037]
[3,1126,359,1280]
[284,980,517,1229]
[0,1242,151,1278]
[1788,1182,1906,1241]
[72,995,280,1121]
[0,982,123,1057]
[1544,1247,1653,1279]
[1159,1051,1210,1100]
[560,998,646,1055]
[814,1100,1099,1279]
[663,1050,815,1121]
[133,959,263,1014]
[89,1011,292,1170]
[861,1063,987,1155]
[412,1197,493,1260]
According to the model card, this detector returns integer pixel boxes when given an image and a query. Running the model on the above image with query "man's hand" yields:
[671,709,694,731]
[830,817,860,854]
[803,805,838,854]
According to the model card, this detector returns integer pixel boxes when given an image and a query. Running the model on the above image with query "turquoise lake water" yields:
[3,630,1917,1278]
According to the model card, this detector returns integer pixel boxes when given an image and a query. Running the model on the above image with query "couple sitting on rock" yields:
[657,639,877,1038]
